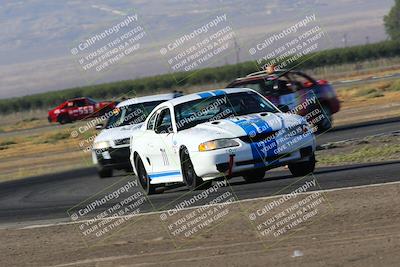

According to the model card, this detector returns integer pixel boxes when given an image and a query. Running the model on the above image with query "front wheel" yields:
[135,156,156,195]
[288,154,316,177]
[181,148,211,190]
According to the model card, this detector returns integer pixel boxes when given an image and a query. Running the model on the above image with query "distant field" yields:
[310,57,400,81]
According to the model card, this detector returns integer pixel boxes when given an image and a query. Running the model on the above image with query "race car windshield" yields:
[175,91,279,131]
[105,100,164,129]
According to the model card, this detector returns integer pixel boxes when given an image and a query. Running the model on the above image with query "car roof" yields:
[68,97,87,101]
[167,88,254,106]
[116,93,179,108]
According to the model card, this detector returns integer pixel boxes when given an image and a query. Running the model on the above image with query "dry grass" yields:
[0,124,95,181]
[0,109,49,132]
[333,78,400,126]
[317,135,400,166]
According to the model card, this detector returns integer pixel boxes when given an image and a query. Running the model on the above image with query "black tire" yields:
[98,167,113,178]
[181,148,212,190]
[135,156,156,195]
[57,114,71,125]
[288,154,316,177]
[316,105,332,132]
[243,169,265,183]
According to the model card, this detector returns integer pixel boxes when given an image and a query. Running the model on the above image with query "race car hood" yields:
[179,112,306,144]
[94,123,143,147]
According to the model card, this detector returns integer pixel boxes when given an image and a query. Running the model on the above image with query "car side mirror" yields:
[95,123,103,130]
[278,104,290,113]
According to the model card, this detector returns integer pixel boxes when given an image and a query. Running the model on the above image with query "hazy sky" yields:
[0,0,393,99]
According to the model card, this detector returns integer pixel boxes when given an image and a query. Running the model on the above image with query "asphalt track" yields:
[0,117,398,226]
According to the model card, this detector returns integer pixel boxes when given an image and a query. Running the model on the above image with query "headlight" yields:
[93,141,111,149]
[198,139,239,152]
[114,138,130,146]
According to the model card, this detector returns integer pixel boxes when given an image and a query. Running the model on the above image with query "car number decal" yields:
[160,148,169,166]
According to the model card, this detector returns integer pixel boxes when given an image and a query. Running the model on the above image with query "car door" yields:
[284,72,317,114]
[139,110,159,174]
[84,98,96,116]
[150,107,181,180]
[67,101,80,120]
[71,99,89,119]
[275,77,298,111]
[262,78,280,105]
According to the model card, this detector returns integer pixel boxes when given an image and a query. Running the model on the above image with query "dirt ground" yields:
[334,90,400,126]
[2,181,400,267]
[317,134,400,166]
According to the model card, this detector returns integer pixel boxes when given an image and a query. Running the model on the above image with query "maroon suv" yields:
[226,69,340,131]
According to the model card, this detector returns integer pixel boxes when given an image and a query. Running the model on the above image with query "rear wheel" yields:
[97,166,113,178]
[136,156,156,195]
[181,148,211,190]
[243,169,265,183]
[288,154,316,177]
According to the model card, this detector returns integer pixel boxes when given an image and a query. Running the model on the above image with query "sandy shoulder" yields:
[1,180,400,267]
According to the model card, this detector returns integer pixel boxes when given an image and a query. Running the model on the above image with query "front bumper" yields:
[216,146,313,173]
[92,146,131,170]
[48,115,56,123]
[190,132,316,179]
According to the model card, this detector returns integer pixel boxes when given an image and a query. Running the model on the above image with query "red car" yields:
[48,97,116,124]
[226,69,340,131]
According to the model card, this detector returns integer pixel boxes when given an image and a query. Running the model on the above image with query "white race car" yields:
[92,92,181,178]
[129,88,316,194]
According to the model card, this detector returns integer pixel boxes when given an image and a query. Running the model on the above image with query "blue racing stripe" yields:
[197,92,214,99]
[231,116,278,168]
[213,90,226,96]
[148,171,181,179]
